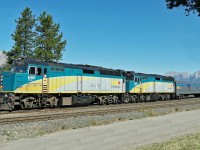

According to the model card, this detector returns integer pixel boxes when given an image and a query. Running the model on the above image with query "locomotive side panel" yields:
[162,82,175,93]
[154,82,174,93]
[141,82,154,93]
[128,76,174,94]
[129,81,174,94]
[50,76,124,94]
[46,67,124,94]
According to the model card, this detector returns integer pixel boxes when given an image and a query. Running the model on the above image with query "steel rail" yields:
[1,98,200,115]
[1,99,200,125]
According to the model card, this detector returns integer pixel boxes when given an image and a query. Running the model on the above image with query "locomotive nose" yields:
[2,72,16,91]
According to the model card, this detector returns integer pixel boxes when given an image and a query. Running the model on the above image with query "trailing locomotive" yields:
[125,72,175,102]
[0,58,200,110]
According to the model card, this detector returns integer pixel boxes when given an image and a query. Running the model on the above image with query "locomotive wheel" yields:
[131,96,137,103]
[139,95,145,102]
[106,96,113,105]
[20,103,25,109]
[178,95,183,100]
[112,95,118,104]
[166,94,170,100]
[160,95,165,101]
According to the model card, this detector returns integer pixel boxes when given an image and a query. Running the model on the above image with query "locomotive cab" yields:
[3,59,28,91]
[2,59,48,93]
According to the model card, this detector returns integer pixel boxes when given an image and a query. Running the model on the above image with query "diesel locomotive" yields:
[0,58,200,110]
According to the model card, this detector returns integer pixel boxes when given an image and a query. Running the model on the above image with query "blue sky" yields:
[1,0,200,74]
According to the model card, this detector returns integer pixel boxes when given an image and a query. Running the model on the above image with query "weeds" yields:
[137,133,200,150]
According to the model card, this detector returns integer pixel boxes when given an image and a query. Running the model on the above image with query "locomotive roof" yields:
[132,72,174,80]
[25,60,173,79]
[25,59,124,73]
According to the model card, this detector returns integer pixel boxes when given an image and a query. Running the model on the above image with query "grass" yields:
[137,106,187,118]
[89,120,101,126]
[138,109,157,117]
[137,133,200,150]
[175,107,181,112]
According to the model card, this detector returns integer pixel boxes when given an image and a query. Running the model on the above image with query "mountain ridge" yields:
[164,70,200,82]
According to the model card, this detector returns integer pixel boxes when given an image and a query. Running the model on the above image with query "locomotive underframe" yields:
[0,92,176,110]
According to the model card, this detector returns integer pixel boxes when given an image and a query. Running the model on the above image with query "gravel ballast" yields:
[1,103,200,146]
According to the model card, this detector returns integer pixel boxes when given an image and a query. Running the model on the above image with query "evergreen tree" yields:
[7,7,36,68]
[166,0,200,16]
[35,12,66,62]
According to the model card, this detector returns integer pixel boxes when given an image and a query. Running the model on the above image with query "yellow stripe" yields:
[14,76,123,94]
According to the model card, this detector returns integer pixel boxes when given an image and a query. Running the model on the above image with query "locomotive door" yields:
[77,75,82,93]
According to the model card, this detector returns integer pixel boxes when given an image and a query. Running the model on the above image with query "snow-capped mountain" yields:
[164,71,200,82]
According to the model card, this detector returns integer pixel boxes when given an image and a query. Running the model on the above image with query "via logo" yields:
[112,81,121,86]
[28,75,36,81]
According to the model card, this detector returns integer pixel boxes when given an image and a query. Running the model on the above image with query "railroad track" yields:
[0,98,199,115]
[1,98,200,125]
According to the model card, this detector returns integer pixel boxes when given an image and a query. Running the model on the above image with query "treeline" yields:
[3,7,66,70]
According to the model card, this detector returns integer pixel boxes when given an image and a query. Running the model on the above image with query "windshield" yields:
[11,66,27,73]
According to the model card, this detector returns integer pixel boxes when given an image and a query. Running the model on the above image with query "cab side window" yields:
[37,67,42,75]
[29,67,35,75]
[134,77,137,82]
[44,68,47,75]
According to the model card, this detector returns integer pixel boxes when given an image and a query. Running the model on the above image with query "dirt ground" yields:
[1,110,200,150]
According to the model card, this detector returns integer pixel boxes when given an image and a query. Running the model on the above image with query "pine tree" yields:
[35,12,67,62]
[166,0,200,16]
[8,7,36,63]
